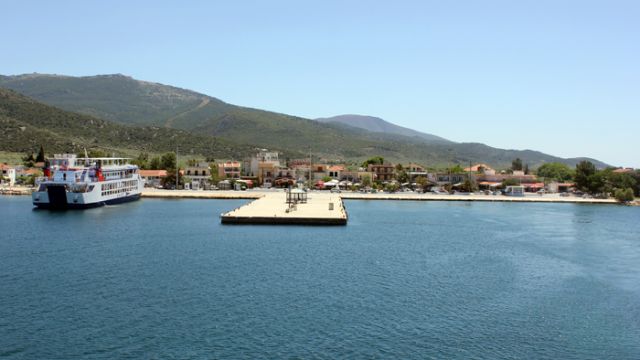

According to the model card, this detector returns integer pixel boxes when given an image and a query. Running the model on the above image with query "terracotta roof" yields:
[139,170,168,177]
[219,161,241,166]
[464,163,494,172]
[21,169,40,175]
[327,165,345,171]
[613,168,634,173]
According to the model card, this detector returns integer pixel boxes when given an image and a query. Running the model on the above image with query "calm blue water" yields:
[1,196,639,359]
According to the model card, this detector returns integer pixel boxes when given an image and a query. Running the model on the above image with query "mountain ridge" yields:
[315,114,451,143]
[0,73,610,168]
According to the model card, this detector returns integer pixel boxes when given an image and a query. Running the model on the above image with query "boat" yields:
[32,154,144,209]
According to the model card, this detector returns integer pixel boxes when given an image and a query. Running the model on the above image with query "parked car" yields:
[330,187,341,193]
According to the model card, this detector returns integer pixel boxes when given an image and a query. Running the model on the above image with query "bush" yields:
[614,188,635,203]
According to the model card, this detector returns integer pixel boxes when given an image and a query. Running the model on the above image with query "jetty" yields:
[221,191,347,225]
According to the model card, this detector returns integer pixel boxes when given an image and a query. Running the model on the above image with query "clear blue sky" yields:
[2,1,638,167]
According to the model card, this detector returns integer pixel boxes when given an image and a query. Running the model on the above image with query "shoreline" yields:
[2,186,630,205]
[141,188,621,205]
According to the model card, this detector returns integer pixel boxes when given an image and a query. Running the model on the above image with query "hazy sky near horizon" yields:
[2,1,638,167]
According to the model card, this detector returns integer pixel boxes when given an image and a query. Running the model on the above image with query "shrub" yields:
[614,188,635,203]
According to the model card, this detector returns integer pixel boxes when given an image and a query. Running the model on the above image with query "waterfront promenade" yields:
[1,186,624,205]
[139,188,619,205]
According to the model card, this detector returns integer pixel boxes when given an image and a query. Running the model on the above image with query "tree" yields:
[536,162,574,182]
[361,174,372,187]
[87,149,109,158]
[210,163,220,184]
[415,176,429,192]
[149,156,161,170]
[523,163,529,175]
[450,164,464,174]
[161,172,185,189]
[322,176,332,182]
[384,182,399,193]
[22,153,35,167]
[36,145,45,163]
[395,164,408,183]
[512,158,523,171]
[614,188,635,203]
[361,156,384,168]
[575,161,597,192]
[160,152,176,171]
[460,178,478,192]
[131,152,149,169]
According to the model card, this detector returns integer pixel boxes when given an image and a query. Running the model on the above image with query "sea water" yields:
[1,196,639,359]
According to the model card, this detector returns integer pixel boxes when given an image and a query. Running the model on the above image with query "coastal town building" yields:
[249,150,281,186]
[217,161,241,179]
[464,163,494,173]
[184,162,212,190]
[368,163,395,182]
[428,173,468,187]
[327,165,345,179]
[139,170,168,187]
[404,163,428,182]
[0,164,16,186]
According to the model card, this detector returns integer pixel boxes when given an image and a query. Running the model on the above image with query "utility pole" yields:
[176,146,179,190]
[308,146,312,189]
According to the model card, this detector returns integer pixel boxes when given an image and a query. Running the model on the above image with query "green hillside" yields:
[0,74,610,168]
[0,87,258,159]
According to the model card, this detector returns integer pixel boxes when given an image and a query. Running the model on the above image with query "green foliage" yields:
[160,170,184,189]
[574,165,637,196]
[362,156,384,168]
[460,179,478,192]
[384,182,400,192]
[0,88,254,160]
[149,156,161,170]
[450,164,464,174]
[361,174,372,187]
[536,162,574,182]
[614,188,635,203]
[512,158,523,171]
[131,152,149,169]
[36,145,45,162]
[160,152,176,171]
[322,176,332,182]
[210,163,220,183]
[415,176,429,191]
[575,161,597,191]
[22,152,35,167]
[394,164,409,183]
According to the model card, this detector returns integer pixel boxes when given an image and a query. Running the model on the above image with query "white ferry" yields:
[32,154,144,209]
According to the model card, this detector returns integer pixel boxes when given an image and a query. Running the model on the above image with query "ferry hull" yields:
[33,193,141,210]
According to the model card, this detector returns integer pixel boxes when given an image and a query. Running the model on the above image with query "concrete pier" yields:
[221,192,348,225]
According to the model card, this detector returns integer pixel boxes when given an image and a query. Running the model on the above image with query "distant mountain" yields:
[0,73,611,168]
[316,114,450,143]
